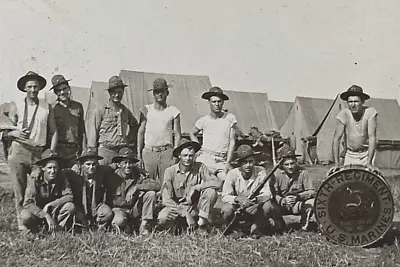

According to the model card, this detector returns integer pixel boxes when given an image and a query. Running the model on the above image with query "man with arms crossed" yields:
[190,87,236,181]
[137,78,181,184]
[332,85,377,168]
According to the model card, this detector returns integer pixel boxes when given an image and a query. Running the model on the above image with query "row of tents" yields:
[2,69,400,169]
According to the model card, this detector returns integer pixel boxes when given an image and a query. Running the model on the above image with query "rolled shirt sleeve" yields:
[298,170,316,201]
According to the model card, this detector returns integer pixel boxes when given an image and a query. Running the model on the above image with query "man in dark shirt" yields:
[20,149,75,233]
[50,75,86,167]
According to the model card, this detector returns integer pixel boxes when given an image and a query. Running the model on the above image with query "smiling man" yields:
[190,87,236,181]
[86,75,138,165]
[50,75,86,167]
[5,71,58,230]
[332,85,377,168]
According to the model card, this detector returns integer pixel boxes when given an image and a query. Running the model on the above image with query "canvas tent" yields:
[280,97,333,161]
[45,86,91,113]
[314,95,400,168]
[86,70,278,135]
[270,101,293,129]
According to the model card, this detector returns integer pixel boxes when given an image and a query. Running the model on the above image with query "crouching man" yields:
[158,139,222,232]
[20,150,75,233]
[68,148,113,229]
[273,146,316,231]
[221,145,281,238]
[107,148,160,235]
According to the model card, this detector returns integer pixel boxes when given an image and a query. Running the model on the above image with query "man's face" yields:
[54,84,71,102]
[117,159,134,176]
[153,88,168,103]
[179,147,196,167]
[25,80,40,99]
[347,96,364,114]
[81,159,98,176]
[42,160,59,182]
[108,87,124,103]
[208,96,224,113]
[239,157,255,176]
[282,158,298,175]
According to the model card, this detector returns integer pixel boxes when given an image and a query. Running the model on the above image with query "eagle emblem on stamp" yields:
[315,165,394,247]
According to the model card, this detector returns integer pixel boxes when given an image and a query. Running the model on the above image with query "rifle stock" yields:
[222,158,284,236]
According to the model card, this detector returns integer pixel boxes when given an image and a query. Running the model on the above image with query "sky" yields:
[1,0,400,104]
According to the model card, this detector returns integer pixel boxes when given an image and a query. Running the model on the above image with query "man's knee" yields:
[96,204,113,224]
[304,198,315,208]
[221,203,236,220]
[20,209,34,226]
[157,208,171,225]
[201,188,218,202]
[143,191,157,202]
[262,200,280,215]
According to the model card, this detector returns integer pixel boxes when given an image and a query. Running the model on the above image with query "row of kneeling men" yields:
[20,139,316,238]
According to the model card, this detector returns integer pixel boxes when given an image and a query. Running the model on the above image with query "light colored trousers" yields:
[142,146,174,184]
[344,150,369,166]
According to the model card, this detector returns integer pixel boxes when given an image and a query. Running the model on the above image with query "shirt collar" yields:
[174,163,196,174]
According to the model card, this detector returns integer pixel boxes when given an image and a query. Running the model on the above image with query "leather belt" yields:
[99,144,130,151]
[58,142,79,148]
[346,147,368,153]
[144,144,173,152]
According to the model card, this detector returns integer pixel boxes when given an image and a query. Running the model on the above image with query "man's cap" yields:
[76,147,103,163]
[233,144,260,163]
[277,146,301,160]
[148,78,170,91]
[35,149,66,166]
[112,147,139,163]
[107,75,128,91]
[17,71,47,92]
[201,86,229,101]
[50,74,71,91]
[172,138,201,158]
[340,85,370,101]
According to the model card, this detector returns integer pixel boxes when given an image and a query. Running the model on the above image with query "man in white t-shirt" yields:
[332,85,377,169]
[190,87,237,181]
[137,78,182,184]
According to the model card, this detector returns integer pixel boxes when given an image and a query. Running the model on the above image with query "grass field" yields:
[1,159,400,266]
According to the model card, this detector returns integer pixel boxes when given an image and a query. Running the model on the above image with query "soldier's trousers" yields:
[20,202,76,231]
[158,188,218,226]
[142,146,174,185]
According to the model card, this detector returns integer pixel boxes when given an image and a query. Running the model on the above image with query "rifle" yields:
[222,158,284,236]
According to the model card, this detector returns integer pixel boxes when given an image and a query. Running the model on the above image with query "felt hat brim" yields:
[233,151,261,164]
[35,155,66,167]
[173,141,201,158]
[17,74,47,92]
[112,156,139,163]
[50,79,72,90]
[201,92,229,101]
[106,84,128,91]
[340,91,370,101]
[278,154,302,160]
[77,155,104,163]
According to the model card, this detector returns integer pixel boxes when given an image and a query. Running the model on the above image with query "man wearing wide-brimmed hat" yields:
[86,75,138,165]
[158,139,221,232]
[20,149,75,233]
[221,145,279,238]
[66,147,113,228]
[190,86,237,181]
[4,71,58,230]
[50,74,86,167]
[273,146,316,231]
[106,148,160,235]
[332,85,377,168]
[137,78,181,184]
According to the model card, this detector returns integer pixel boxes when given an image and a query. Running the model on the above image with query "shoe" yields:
[139,221,151,236]
[249,224,262,239]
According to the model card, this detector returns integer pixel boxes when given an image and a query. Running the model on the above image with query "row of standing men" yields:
[4,71,316,236]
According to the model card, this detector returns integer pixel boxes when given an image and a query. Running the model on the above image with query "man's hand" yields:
[235,196,253,208]
[43,203,53,214]
[224,163,233,175]
[327,165,341,176]
[45,214,56,232]
[8,128,30,139]
[137,155,145,170]
[285,195,298,206]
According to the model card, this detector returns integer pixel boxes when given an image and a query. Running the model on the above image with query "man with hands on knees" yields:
[158,139,222,232]
[20,150,75,234]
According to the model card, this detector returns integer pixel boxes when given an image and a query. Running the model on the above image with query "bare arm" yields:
[173,114,182,148]
[189,127,201,143]
[137,112,146,159]
[367,115,377,165]
[226,125,236,165]
[48,105,58,151]
[332,120,345,166]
